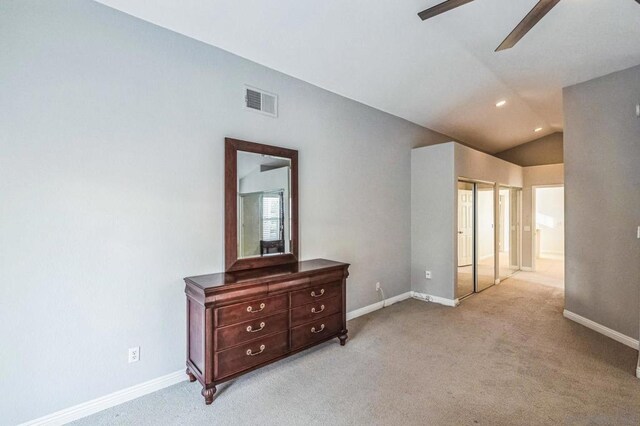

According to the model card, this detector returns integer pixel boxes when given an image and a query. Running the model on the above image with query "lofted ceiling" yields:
[95,0,640,153]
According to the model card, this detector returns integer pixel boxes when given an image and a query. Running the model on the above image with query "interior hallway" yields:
[76,266,639,425]
[514,256,564,289]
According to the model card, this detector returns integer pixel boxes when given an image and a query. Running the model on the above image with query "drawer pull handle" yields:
[246,344,266,356]
[310,289,325,298]
[311,304,325,314]
[246,322,266,333]
[247,303,265,313]
[311,324,325,334]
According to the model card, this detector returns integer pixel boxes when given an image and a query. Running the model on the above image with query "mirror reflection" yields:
[237,151,291,259]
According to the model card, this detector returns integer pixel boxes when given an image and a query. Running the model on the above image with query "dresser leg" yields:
[338,330,348,346]
[186,368,196,382]
[201,386,216,405]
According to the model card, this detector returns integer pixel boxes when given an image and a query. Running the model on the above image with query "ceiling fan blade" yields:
[418,0,475,21]
[495,0,561,52]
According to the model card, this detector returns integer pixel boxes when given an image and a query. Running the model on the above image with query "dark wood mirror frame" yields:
[225,138,298,272]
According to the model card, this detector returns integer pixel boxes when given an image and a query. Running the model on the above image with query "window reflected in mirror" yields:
[237,151,291,259]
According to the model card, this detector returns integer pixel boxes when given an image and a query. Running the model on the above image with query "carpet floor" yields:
[74,275,640,425]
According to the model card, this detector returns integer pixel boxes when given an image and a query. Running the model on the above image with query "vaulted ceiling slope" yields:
[95,0,640,153]
[495,132,563,166]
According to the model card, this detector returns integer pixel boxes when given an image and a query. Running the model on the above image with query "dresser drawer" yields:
[290,281,341,308]
[216,294,288,327]
[215,331,288,379]
[291,313,342,351]
[215,312,288,351]
[291,296,341,327]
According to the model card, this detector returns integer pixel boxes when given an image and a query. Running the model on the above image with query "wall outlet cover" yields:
[128,347,140,363]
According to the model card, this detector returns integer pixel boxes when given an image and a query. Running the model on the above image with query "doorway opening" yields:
[531,185,565,288]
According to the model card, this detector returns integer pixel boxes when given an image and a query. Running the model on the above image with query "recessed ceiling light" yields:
[534,127,543,132]
[496,100,507,107]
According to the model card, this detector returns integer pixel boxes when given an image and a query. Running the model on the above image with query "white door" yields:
[458,189,473,266]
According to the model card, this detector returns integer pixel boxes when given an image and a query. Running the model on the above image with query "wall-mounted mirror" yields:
[225,138,298,271]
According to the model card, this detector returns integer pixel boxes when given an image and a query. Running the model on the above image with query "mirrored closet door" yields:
[456,180,496,299]
[457,180,522,300]
[457,181,475,298]
[475,182,496,292]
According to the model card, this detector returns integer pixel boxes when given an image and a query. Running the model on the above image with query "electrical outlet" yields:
[376,282,381,291]
[128,346,140,363]
[425,271,432,279]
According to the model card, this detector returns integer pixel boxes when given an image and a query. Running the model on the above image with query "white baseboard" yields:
[412,291,459,307]
[20,370,186,426]
[33,299,638,425]
[26,293,415,425]
[563,310,639,350]
[346,290,459,321]
[520,267,534,271]
[540,251,564,256]
[346,291,412,321]
[21,290,465,424]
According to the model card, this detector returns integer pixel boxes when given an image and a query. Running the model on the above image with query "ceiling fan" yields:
[418,0,640,52]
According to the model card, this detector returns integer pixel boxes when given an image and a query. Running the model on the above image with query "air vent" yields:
[245,86,278,117]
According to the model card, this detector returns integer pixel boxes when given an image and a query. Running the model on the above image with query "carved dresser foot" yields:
[186,368,197,382]
[338,330,348,346]
[201,386,217,405]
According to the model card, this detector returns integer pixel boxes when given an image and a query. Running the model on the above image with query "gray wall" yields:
[0,1,452,423]
[521,164,565,269]
[411,142,523,300]
[563,64,640,340]
[495,132,564,167]
[411,143,456,300]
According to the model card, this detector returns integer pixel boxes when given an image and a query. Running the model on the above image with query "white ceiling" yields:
[96,0,640,153]
[237,151,290,180]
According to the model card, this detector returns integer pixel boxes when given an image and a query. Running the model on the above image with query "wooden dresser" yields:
[184,258,349,404]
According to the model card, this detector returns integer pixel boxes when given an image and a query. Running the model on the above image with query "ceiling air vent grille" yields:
[245,86,278,117]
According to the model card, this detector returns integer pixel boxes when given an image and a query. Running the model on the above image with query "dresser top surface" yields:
[184,258,349,291]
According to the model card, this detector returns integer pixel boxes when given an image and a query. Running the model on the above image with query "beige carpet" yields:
[74,275,640,425]
[517,257,565,289]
